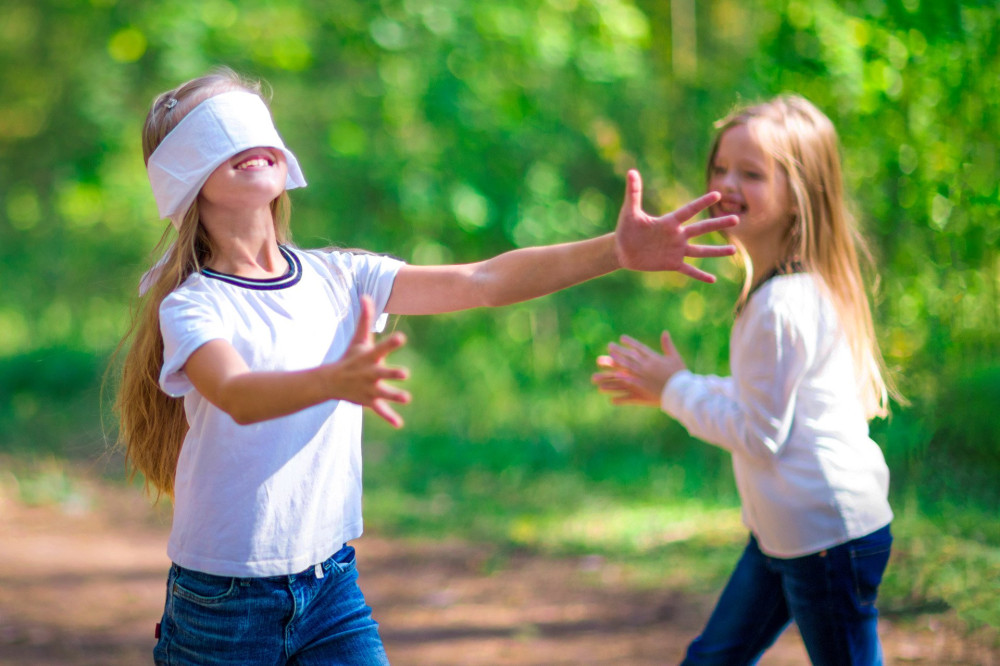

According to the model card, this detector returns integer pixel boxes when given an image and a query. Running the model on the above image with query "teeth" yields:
[236,157,272,169]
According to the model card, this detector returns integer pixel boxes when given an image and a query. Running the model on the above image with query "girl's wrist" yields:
[316,362,347,403]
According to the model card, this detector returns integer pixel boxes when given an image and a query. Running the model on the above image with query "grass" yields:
[362,453,1000,647]
[3,433,997,652]
[0,455,96,513]
[2,348,997,649]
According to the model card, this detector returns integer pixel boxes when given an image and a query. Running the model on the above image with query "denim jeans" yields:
[153,544,389,665]
[682,524,892,666]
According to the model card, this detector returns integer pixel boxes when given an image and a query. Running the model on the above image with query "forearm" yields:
[213,366,335,425]
[662,371,788,459]
[184,308,409,427]
[185,340,353,425]
[474,233,619,307]
[387,234,620,315]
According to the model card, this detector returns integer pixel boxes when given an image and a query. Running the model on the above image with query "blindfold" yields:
[147,90,307,228]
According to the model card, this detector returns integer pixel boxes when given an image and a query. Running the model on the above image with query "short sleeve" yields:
[158,289,229,397]
[312,250,404,333]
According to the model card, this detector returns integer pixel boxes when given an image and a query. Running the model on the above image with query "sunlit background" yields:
[0,0,997,648]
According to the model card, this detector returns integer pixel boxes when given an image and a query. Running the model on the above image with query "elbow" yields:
[214,387,263,426]
[740,413,793,458]
[468,268,507,308]
[230,411,260,426]
[223,402,260,426]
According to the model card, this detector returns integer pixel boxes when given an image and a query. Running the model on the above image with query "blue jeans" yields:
[154,545,389,665]
[682,524,892,666]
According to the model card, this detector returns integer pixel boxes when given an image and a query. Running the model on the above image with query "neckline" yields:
[735,260,806,317]
[201,245,302,290]
[747,259,806,301]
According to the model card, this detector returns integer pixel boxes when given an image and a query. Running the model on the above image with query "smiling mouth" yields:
[717,201,746,215]
[234,155,274,170]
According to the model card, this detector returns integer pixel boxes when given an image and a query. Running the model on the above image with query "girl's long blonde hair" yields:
[707,95,898,419]
[114,67,292,497]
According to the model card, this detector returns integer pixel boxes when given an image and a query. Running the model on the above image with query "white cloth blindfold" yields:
[147,90,307,228]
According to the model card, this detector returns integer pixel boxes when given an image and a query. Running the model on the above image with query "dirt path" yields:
[0,476,994,665]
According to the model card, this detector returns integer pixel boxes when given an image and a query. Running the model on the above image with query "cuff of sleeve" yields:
[661,369,694,414]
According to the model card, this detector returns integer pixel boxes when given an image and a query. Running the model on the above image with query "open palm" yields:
[614,170,737,282]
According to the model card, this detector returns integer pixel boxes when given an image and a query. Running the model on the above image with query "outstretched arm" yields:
[183,297,411,426]
[385,170,737,316]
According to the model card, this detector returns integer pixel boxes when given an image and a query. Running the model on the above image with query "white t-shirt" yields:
[662,273,892,558]
[159,245,403,577]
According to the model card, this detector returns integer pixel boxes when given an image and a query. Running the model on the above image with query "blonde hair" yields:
[706,95,898,419]
[113,67,292,498]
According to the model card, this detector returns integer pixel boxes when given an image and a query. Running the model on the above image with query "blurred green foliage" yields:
[0,0,997,636]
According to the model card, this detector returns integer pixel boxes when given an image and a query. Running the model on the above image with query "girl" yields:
[115,67,737,665]
[592,95,897,665]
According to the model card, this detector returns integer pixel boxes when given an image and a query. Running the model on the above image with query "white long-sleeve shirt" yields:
[662,273,892,558]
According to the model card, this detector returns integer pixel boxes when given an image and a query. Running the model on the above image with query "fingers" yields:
[372,399,405,428]
[664,191,722,224]
[676,261,717,284]
[685,243,738,259]
[609,335,654,367]
[596,354,618,370]
[368,332,410,395]
[618,334,651,352]
[370,372,412,428]
[377,383,411,404]
[591,371,638,395]
[592,374,650,406]
[606,344,635,370]
[680,214,739,240]
[375,363,409,382]
[371,331,407,361]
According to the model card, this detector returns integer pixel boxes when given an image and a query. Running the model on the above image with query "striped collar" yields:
[201,245,302,290]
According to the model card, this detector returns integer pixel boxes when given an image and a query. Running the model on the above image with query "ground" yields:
[0,473,995,665]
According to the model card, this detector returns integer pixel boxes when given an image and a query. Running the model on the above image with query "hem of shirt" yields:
[752,514,894,559]
[167,519,365,577]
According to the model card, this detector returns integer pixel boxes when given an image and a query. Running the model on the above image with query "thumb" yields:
[350,296,375,346]
[660,330,676,355]
[624,169,643,217]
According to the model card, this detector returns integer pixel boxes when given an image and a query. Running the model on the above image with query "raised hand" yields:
[614,170,737,282]
[333,296,411,427]
[592,332,687,407]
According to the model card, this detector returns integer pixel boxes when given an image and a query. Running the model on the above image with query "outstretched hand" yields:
[335,296,411,427]
[592,332,687,407]
[614,170,738,282]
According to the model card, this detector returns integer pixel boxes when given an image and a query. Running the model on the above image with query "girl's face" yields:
[198,146,288,214]
[708,124,794,251]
